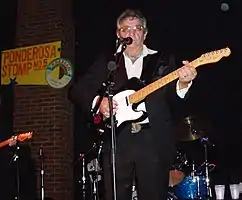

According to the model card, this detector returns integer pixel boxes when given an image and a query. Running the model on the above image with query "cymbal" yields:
[175,115,207,141]
[184,116,195,125]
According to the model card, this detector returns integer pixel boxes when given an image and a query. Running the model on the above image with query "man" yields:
[69,9,197,200]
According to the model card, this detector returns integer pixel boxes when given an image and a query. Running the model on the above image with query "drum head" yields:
[169,170,185,187]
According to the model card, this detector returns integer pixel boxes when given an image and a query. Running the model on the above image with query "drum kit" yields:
[78,116,215,200]
[168,116,216,200]
[78,141,104,200]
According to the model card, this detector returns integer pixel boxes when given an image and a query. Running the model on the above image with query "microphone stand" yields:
[39,146,44,200]
[106,80,117,200]
[108,42,128,200]
[9,140,20,200]
[91,42,128,200]
[201,137,213,200]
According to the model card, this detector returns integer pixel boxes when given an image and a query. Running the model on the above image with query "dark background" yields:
[0,0,242,199]
[72,0,242,199]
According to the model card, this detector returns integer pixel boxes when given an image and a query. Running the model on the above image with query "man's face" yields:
[117,17,147,48]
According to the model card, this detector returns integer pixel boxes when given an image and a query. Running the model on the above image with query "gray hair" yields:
[116,9,148,33]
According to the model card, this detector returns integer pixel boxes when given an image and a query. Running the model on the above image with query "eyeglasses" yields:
[119,25,145,33]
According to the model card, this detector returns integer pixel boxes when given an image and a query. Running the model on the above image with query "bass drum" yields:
[174,175,207,199]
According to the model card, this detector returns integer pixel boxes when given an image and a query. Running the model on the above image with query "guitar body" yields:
[93,78,149,137]
[113,77,148,127]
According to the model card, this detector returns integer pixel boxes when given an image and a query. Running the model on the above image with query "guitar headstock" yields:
[16,131,33,142]
[198,47,231,65]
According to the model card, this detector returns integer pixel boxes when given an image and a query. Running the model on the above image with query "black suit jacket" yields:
[69,49,189,161]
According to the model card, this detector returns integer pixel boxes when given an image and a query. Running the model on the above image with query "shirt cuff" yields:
[176,80,192,98]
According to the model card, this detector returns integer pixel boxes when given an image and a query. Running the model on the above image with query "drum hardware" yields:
[167,192,178,200]
[79,143,97,200]
[80,153,87,200]
[90,141,103,200]
[87,159,102,200]
[201,137,214,199]
[190,161,199,177]
[79,141,104,200]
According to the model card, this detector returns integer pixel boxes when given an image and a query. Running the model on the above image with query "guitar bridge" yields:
[125,96,130,106]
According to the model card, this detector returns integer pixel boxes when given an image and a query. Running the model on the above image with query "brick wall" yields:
[14,0,74,200]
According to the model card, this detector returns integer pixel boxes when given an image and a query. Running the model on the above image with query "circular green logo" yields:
[45,58,73,88]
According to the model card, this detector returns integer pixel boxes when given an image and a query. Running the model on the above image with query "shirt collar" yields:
[116,44,157,57]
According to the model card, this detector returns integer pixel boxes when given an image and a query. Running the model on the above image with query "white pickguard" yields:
[113,90,144,127]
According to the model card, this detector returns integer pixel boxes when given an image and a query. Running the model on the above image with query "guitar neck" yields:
[128,58,201,104]
[0,139,11,148]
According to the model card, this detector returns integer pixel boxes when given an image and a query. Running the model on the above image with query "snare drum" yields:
[174,175,207,199]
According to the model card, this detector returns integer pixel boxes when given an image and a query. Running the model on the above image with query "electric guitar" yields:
[96,47,231,129]
[0,131,33,148]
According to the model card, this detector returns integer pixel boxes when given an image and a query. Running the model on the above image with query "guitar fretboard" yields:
[128,46,231,104]
[0,139,12,148]
[0,132,33,149]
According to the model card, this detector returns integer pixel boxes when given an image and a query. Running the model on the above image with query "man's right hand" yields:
[99,97,118,118]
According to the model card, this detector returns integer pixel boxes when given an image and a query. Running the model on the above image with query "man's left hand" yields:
[9,136,17,146]
[178,60,197,89]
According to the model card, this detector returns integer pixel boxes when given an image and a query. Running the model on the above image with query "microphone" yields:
[118,37,133,45]
[107,61,117,71]
[105,61,117,84]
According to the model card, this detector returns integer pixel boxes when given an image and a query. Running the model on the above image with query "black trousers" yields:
[102,128,173,200]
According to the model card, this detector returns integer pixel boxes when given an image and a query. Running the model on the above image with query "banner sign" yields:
[1,41,61,85]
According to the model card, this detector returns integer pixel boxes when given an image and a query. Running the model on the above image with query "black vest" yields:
[110,51,173,92]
